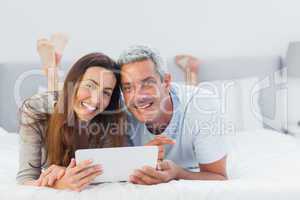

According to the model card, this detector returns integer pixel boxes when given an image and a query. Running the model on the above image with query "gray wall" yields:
[0,56,283,132]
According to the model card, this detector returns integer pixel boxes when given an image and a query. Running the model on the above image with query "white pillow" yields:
[199,76,264,133]
[0,127,8,136]
[256,68,287,132]
[235,76,264,131]
[198,80,242,133]
[287,77,300,129]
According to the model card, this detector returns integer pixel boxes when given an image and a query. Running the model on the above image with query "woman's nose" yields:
[91,92,102,105]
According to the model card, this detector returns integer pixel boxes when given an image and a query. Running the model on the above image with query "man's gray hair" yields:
[118,45,168,79]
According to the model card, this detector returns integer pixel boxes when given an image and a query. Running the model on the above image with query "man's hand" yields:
[129,160,181,185]
[144,135,175,160]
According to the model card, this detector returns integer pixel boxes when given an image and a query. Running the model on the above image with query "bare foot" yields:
[37,38,56,75]
[175,54,200,73]
[50,32,69,65]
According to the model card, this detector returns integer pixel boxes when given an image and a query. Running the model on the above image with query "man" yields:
[118,45,228,185]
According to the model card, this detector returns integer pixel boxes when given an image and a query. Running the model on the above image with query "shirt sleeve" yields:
[16,92,54,184]
[16,102,43,184]
[189,86,228,164]
[193,129,227,164]
[16,123,42,184]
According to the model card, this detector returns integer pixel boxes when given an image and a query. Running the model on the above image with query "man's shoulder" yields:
[171,83,217,110]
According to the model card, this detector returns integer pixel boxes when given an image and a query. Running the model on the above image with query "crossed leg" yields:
[37,33,69,91]
[175,54,200,86]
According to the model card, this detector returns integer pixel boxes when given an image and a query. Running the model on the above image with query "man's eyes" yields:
[142,80,156,86]
[122,80,156,92]
[72,77,158,100]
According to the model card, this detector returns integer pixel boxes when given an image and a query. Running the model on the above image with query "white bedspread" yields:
[1,128,300,200]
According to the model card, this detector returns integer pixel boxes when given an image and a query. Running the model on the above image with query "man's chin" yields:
[133,113,157,123]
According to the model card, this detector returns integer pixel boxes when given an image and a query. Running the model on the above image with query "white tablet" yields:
[75,146,158,183]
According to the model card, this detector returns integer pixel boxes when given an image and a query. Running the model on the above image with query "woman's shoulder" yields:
[20,91,59,125]
[22,91,58,114]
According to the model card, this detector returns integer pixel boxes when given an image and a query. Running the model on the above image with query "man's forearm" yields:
[176,167,227,181]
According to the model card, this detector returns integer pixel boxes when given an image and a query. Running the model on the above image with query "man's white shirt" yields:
[126,83,227,169]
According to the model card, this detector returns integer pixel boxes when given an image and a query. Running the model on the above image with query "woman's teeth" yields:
[81,102,97,112]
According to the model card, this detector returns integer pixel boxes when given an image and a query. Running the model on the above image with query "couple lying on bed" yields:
[17,38,227,192]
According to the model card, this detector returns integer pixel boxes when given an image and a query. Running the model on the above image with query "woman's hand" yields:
[54,159,102,192]
[40,165,66,187]
[23,179,43,187]
[145,135,175,161]
[23,165,66,187]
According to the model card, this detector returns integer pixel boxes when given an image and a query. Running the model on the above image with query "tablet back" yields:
[75,146,158,183]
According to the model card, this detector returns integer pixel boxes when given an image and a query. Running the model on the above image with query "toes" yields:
[175,55,189,70]
[50,32,69,54]
[175,54,200,72]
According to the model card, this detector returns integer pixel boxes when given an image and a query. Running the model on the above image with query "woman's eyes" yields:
[83,82,96,90]
[81,82,112,97]
[103,91,112,97]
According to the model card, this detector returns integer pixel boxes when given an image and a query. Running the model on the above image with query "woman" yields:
[17,52,125,191]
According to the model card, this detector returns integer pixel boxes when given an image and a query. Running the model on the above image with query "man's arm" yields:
[176,156,227,180]
[129,156,227,185]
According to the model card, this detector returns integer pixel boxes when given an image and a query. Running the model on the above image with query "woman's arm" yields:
[17,105,43,185]
[17,93,56,185]
[17,96,102,190]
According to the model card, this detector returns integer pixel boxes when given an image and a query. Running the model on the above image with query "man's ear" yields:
[163,73,172,89]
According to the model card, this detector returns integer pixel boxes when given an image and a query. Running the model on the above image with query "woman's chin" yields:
[77,112,95,122]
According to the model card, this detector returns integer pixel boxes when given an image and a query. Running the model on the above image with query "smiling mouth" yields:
[80,101,98,113]
[134,102,154,110]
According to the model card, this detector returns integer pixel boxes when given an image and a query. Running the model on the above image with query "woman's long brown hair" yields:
[20,52,125,167]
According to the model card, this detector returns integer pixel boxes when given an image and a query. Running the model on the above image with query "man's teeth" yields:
[81,102,96,111]
[137,103,152,109]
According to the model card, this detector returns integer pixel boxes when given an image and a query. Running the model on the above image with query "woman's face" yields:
[73,66,117,121]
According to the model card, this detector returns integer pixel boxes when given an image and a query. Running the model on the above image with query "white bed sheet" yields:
[0,128,300,200]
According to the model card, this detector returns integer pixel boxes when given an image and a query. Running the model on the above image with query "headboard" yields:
[0,62,69,132]
[0,56,283,132]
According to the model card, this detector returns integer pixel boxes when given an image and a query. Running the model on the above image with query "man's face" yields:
[121,59,171,123]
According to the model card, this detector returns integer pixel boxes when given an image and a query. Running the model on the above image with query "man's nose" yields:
[135,94,149,102]
[134,92,153,105]
[134,84,148,96]
[133,85,146,99]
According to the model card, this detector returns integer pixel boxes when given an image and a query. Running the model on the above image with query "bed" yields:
[1,47,299,199]
[1,127,300,200]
